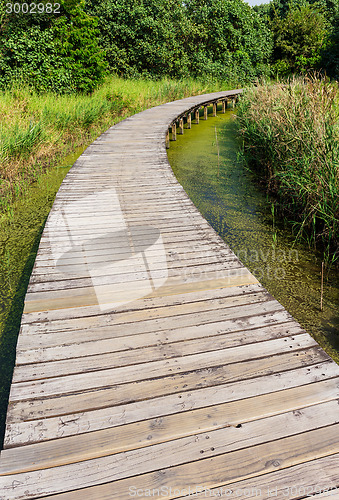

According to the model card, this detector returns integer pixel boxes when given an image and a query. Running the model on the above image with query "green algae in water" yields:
[0,145,87,447]
[167,108,339,363]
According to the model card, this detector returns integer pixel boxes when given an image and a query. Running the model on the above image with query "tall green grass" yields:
[237,77,339,264]
[0,75,229,215]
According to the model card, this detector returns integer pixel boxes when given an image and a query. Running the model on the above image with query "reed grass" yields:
[237,77,339,264]
[0,75,228,215]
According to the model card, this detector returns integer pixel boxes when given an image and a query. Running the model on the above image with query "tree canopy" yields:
[0,0,338,93]
[271,3,330,74]
[0,0,107,93]
[85,0,272,82]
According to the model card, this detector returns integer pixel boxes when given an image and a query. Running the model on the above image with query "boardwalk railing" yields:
[1,90,339,500]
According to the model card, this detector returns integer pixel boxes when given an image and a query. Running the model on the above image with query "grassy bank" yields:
[0,75,229,216]
[236,78,339,265]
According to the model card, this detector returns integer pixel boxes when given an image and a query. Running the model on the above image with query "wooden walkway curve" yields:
[1,90,339,499]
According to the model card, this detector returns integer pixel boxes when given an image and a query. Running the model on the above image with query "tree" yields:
[321,13,339,78]
[268,0,338,21]
[52,0,107,92]
[185,0,273,81]
[0,0,106,93]
[270,3,331,74]
[86,0,192,78]
[87,0,273,82]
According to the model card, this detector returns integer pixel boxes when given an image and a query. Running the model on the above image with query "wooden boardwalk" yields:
[1,90,339,499]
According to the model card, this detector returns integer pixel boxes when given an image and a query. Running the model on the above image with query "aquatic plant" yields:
[237,76,339,264]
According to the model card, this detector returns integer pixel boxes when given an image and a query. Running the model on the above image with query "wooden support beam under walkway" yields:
[1,90,339,499]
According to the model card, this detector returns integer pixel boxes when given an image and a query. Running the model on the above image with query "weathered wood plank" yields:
[2,379,339,475]
[23,288,271,324]
[5,350,333,432]
[2,423,339,499]
[17,303,287,350]
[5,361,338,445]
[13,322,304,378]
[174,453,339,499]
[9,335,317,401]
[19,454,339,499]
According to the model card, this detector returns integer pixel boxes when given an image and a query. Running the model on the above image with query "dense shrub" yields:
[254,0,338,77]
[185,0,273,81]
[86,0,193,78]
[321,13,339,79]
[86,0,272,83]
[0,0,107,93]
[270,4,331,74]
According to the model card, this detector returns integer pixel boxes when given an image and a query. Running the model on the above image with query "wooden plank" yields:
[25,261,249,295]
[24,259,245,310]
[21,279,264,330]
[312,491,339,499]
[33,238,233,263]
[31,248,233,276]
[32,251,235,275]
[38,215,211,238]
[5,352,333,434]
[175,453,339,499]
[2,378,339,474]
[23,288,270,323]
[5,362,338,447]
[13,322,304,379]
[9,335,317,401]
[17,305,288,352]
[33,240,233,266]
[1,422,339,499]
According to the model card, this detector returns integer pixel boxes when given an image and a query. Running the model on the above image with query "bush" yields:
[86,0,192,78]
[52,0,107,93]
[321,14,339,79]
[186,0,273,82]
[86,0,272,83]
[270,4,331,75]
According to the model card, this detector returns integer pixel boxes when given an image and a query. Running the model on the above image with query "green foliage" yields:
[1,0,338,89]
[0,25,73,92]
[0,0,107,93]
[321,14,339,78]
[186,0,272,81]
[269,0,339,22]
[86,0,272,83]
[52,1,107,93]
[270,4,331,74]
[86,0,192,78]
[255,0,338,78]
[0,121,44,162]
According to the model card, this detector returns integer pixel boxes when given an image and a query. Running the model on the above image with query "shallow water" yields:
[0,144,87,444]
[167,108,339,363]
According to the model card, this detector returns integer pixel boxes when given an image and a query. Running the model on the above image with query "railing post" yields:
[172,122,176,141]
[222,100,226,113]
[204,106,208,120]
[179,118,184,134]
[165,129,170,149]
[195,108,199,124]
[187,112,191,129]
[213,102,217,117]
